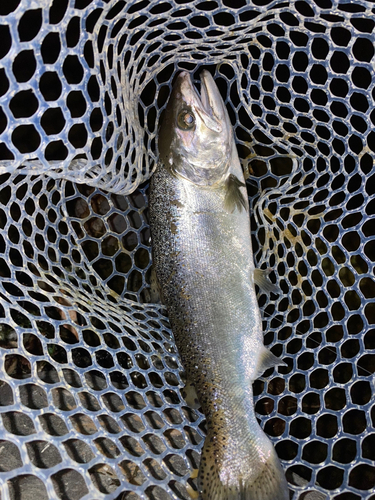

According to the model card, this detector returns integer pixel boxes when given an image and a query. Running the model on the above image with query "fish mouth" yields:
[176,71,224,133]
[199,70,225,121]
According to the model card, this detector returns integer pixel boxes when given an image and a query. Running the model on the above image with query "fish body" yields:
[149,70,289,500]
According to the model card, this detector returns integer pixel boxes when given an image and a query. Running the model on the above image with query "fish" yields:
[149,70,289,500]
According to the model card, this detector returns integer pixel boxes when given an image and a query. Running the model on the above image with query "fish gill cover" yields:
[0,0,374,499]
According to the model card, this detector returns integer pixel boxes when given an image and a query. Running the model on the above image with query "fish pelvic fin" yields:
[253,268,280,295]
[224,174,247,213]
[198,430,289,500]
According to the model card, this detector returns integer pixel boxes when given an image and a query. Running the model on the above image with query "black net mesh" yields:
[0,0,374,499]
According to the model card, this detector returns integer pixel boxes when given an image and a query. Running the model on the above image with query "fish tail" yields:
[198,430,289,500]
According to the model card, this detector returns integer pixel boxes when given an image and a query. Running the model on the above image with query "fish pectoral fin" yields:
[253,268,280,294]
[255,347,286,379]
[181,381,200,409]
[224,174,247,213]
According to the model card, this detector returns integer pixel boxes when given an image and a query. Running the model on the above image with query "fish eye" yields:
[177,110,195,130]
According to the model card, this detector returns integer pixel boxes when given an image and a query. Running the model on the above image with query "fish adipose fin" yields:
[181,381,200,409]
[253,268,280,294]
[224,174,247,213]
[199,430,289,500]
[150,265,164,304]
[254,346,287,380]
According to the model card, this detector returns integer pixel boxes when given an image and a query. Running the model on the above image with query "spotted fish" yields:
[149,70,289,500]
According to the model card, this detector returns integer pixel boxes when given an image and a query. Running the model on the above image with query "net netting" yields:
[0,0,374,499]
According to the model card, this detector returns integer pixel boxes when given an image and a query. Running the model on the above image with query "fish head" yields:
[158,70,233,187]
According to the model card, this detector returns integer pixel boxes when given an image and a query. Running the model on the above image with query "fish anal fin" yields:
[253,268,280,295]
[255,347,286,380]
[224,174,247,213]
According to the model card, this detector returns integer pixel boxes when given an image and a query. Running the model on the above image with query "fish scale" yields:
[150,71,289,500]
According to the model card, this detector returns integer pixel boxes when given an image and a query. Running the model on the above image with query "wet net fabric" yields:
[0,0,374,499]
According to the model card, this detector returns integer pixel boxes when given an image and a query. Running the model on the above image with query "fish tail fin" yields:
[198,430,289,500]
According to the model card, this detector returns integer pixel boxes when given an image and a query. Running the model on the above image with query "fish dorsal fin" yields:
[254,347,286,380]
[253,268,280,294]
[224,174,247,213]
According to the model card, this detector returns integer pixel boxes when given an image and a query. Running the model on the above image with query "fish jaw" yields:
[199,69,227,123]
[158,70,232,187]
[177,71,222,133]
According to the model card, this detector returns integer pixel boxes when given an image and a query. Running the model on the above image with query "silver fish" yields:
[149,70,289,500]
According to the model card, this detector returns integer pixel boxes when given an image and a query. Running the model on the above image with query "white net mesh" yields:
[0,0,374,499]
